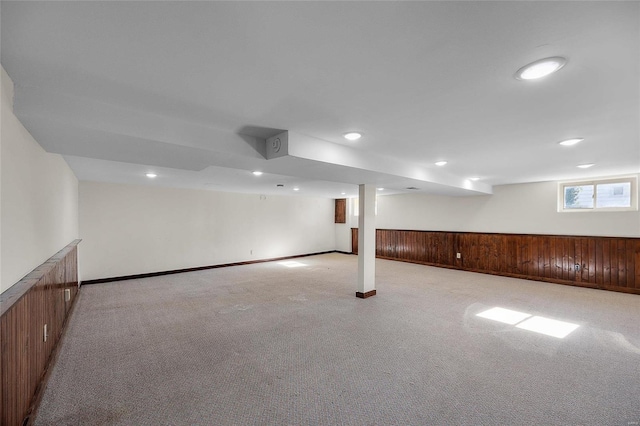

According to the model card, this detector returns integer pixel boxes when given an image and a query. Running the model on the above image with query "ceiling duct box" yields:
[265,131,289,160]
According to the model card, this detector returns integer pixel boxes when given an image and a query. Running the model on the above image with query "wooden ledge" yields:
[0,239,81,317]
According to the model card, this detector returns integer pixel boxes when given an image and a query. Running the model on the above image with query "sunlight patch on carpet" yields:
[476,307,531,324]
[515,316,580,339]
[279,261,306,268]
[477,307,580,338]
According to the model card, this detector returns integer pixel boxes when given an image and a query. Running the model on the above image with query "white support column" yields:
[357,184,376,298]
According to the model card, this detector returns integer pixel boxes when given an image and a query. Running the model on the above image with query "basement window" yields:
[558,176,637,212]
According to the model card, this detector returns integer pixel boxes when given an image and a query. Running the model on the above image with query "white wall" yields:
[79,181,336,281]
[1,66,79,293]
[370,180,640,237]
[338,179,640,248]
[335,222,353,252]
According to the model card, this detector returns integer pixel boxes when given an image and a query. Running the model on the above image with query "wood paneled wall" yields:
[335,199,346,224]
[351,229,640,294]
[1,240,81,426]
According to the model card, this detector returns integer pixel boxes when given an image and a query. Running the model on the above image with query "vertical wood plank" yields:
[404,231,411,262]
[489,235,497,272]
[428,233,436,264]
[446,233,454,266]
[395,230,403,260]
[378,229,386,258]
[466,234,474,269]
[516,235,523,275]
[552,237,561,279]
[617,239,627,287]
[495,235,503,273]
[588,238,596,284]
[415,231,425,263]
[609,239,619,287]
[626,239,634,289]
[595,239,604,286]
[566,238,574,281]
[543,237,551,278]
[475,233,483,271]
[556,237,564,279]
[351,228,358,254]
[530,236,539,278]
[583,237,591,283]
[480,235,489,272]
[578,238,586,282]
[413,231,421,263]
[603,239,611,286]
[437,233,446,266]
[505,236,514,274]
[401,231,409,261]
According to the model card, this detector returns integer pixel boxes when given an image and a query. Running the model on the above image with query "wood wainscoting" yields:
[0,240,81,426]
[334,198,346,224]
[351,229,640,294]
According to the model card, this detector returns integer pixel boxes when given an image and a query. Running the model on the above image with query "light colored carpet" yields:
[34,253,640,425]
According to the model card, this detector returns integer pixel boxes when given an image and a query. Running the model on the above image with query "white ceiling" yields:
[2,1,638,198]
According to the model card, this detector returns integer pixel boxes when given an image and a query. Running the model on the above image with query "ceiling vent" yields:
[266,132,289,159]
[405,186,420,190]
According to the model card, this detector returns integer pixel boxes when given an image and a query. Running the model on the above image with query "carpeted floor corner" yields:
[34,253,640,425]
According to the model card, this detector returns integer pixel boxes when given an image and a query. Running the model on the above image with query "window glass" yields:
[563,185,594,209]
[596,182,631,208]
[560,177,637,212]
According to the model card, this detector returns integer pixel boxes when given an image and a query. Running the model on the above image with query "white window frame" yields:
[558,175,638,213]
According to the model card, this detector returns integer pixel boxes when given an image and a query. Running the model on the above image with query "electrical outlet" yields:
[456,253,461,259]
[43,324,48,342]
[64,288,71,302]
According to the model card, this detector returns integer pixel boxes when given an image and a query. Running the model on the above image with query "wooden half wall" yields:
[351,229,640,294]
[0,240,81,426]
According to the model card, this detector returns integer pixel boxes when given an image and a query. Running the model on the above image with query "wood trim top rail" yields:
[0,239,82,317]
[351,228,640,240]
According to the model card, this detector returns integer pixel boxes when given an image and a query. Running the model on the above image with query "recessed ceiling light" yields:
[145,173,157,178]
[469,177,480,181]
[293,187,300,191]
[435,161,447,166]
[343,132,362,141]
[515,56,567,80]
[341,192,346,195]
[252,171,263,176]
[558,138,584,146]
[377,187,384,191]
[577,163,595,169]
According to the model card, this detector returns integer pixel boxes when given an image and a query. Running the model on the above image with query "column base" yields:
[355,290,377,299]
